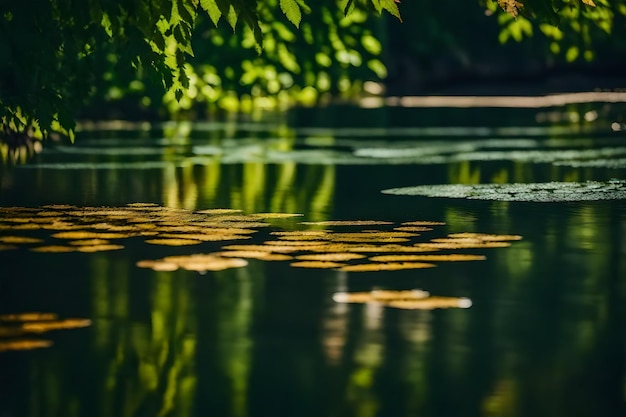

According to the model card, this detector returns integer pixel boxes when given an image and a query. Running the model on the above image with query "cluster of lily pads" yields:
[0,204,521,273]
[381,180,626,202]
[0,312,91,352]
[0,203,524,336]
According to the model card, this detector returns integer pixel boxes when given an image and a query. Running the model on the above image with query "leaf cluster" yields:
[487,0,624,62]
[0,0,400,143]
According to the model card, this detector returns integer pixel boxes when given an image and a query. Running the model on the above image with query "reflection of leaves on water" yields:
[382,180,626,202]
[333,289,472,310]
[0,313,92,352]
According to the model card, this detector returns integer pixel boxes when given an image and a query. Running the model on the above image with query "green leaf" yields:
[226,5,238,29]
[200,0,222,26]
[380,0,401,21]
[280,0,302,28]
[343,0,355,16]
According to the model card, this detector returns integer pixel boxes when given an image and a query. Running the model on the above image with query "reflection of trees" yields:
[18,131,335,221]
[10,202,622,417]
[311,203,625,417]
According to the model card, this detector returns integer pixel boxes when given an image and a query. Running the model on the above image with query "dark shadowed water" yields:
[0,104,625,417]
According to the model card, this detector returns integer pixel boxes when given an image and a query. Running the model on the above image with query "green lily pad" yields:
[381,180,626,202]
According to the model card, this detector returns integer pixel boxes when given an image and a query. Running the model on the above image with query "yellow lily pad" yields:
[338,262,436,272]
[295,253,366,262]
[0,339,53,352]
[290,261,347,269]
[76,244,125,252]
[30,245,76,253]
[0,236,43,244]
[299,220,394,226]
[144,238,203,246]
[369,254,486,262]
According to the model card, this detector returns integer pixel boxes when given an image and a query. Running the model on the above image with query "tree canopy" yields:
[0,0,621,144]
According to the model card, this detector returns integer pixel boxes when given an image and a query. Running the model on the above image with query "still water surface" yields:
[0,105,625,417]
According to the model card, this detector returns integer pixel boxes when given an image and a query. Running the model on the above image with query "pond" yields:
[0,102,625,417]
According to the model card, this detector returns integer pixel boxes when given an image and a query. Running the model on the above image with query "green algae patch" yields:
[382,180,626,202]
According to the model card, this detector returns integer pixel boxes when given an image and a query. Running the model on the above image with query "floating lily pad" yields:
[338,262,436,272]
[0,339,53,352]
[75,244,125,252]
[382,180,626,202]
[386,297,473,310]
[369,254,487,262]
[68,239,112,246]
[214,250,293,261]
[447,233,523,241]
[295,253,366,262]
[333,289,430,303]
[0,236,43,244]
[299,220,394,226]
[20,319,92,333]
[144,238,203,246]
[332,289,471,310]
[30,245,76,253]
[139,255,246,272]
[0,313,58,321]
[0,312,92,352]
[290,261,347,269]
